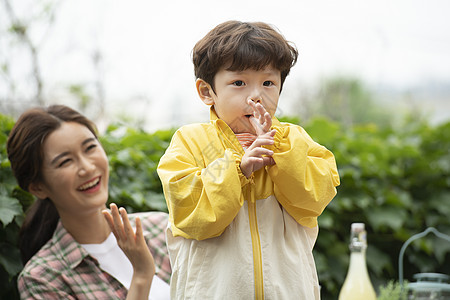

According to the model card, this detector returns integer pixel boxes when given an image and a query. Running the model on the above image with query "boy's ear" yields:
[196,79,215,106]
[28,182,49,200]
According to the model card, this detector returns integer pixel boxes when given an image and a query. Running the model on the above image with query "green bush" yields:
[297,117,450,299]
[0,112,449,299]
[0,113,25,299]
[377,280,409,300]
[99,124,175,213]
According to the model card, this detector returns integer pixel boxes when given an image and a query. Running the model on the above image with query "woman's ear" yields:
[196,79,215,106]
[28,182,49,200]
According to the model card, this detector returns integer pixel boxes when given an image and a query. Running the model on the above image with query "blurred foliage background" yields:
[1,77,449,299]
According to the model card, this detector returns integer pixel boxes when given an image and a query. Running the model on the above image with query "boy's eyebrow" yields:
[261,68,280,75]
[265,72,280,78]
[228,69,279,76]
[50,137,96,165]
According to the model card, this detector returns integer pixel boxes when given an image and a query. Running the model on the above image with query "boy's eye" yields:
[233,80,245,87]
[263,81,273,86]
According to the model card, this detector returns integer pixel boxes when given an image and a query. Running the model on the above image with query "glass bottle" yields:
[338,223,377,300]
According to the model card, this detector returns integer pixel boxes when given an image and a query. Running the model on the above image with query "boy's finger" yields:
[254,107,261,121]
[247,133,274,150]
[251,138,274,148]
[248,147,274,157]
[248,99,261,120]
[249,116,265,135]
[263,156,276,166]
[258,130,276,138]
[255,103,268,119]
[263,113,272,131]
[247,156,264,166]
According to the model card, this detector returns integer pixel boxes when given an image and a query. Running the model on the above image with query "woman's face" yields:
[32,122,109,218]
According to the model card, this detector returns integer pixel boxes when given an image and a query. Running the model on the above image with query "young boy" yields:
[157,20,340,299]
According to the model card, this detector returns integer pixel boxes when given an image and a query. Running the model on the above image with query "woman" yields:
[7,105,171,299]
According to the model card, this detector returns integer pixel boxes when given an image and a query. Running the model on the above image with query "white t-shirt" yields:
[82,233,170,300]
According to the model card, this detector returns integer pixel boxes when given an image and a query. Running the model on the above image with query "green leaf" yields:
[11,187,34,210]
[367,246,392,276]
[366,206,407,231]
[0,243,22,277]
[0,197,22,227]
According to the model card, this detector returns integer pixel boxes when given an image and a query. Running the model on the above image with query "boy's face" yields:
[197,65,281,134]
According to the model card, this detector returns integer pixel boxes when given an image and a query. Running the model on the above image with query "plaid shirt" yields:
[18,212,171,300]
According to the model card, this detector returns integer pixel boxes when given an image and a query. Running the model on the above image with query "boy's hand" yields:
[247,100,273,135]
[240,100,276,178]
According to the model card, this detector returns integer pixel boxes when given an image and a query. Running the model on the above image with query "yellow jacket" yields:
[158,108,340,299]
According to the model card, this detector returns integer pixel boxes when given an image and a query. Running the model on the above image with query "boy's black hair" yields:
[193,20,298,92]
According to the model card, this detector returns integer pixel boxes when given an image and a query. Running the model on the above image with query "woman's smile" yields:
[77,176,101,193]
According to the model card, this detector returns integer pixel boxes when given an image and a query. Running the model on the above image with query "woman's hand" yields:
[240,100,276,178]
[103,203,155,300]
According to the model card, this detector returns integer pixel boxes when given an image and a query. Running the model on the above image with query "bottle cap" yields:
[349,223,367,251]
[351,223,365,231]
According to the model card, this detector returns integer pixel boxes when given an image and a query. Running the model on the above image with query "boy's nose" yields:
[249,96,261,103]
[249,88,262,103]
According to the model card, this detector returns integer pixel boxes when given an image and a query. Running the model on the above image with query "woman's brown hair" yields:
[192,20,298,93]
[7,105,97,264]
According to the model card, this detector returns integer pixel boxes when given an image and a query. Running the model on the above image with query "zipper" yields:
[248,198,264,299]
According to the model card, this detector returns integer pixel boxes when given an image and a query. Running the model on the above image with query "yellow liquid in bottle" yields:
[338,251,376,300]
